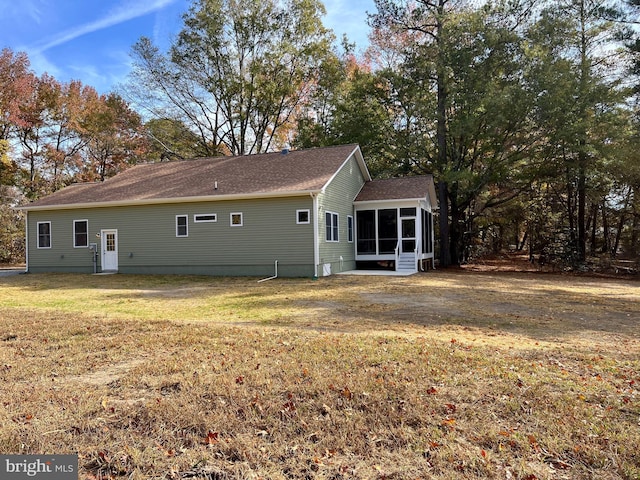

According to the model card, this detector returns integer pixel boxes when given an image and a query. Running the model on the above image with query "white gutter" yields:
[311,192,320,279]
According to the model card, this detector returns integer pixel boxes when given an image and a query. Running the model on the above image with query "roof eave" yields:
[354,197,427,205]
[17,189,322,212]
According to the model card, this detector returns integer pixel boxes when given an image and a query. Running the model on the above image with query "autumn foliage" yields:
[0,47,149,262]
[0,48,148,199]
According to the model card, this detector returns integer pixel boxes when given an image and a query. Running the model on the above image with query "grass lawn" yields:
[0,270,638,479]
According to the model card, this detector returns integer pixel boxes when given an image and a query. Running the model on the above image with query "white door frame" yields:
[101,229,118,272]
[399,216,417,254]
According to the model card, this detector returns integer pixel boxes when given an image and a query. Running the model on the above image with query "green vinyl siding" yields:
[27,196,316,277]
[317,154,366,273]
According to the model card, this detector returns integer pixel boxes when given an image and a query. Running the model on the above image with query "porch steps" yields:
[397,253,417,273]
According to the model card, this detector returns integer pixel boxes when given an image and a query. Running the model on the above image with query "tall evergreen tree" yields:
[371,0,537,265]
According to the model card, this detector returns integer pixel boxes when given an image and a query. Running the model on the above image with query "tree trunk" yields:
[577,152,587,261]
[449,184,461,265]
[631,208,639,258]
[601,199,610,254]
[438,181,450,267]
[589,202,597,256]
[435,0,451,266]
[612,188,631,258]
[518,231,528,251]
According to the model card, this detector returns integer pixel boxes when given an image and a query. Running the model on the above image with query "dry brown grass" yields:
[0,270,638,479]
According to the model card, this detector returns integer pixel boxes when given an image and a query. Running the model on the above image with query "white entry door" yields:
[400,218,416,253]
[101,229,118,272]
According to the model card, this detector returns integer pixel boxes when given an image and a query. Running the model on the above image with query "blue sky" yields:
[1,0,375,94]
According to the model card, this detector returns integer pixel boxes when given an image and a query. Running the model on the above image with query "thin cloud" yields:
[29,0,178,54]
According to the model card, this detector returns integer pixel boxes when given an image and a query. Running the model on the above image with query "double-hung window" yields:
[37,222,52,248]
[325,212,339,242]
[74,220,88,247]
[176,215,188,237]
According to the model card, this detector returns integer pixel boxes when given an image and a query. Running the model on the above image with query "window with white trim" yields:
[74,220,88,247]
[37,221,51,248]
[347,215,354,243]
[325,211,339,242]
[176,215,188,237]
[230,212,243,226]
[194,214,217,223]
[296,209,310,224]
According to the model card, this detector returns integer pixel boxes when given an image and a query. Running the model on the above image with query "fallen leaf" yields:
[205,431,219,445]
[282,401,296,412]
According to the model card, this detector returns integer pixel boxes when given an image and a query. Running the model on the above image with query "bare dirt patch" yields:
[67,358,147,386]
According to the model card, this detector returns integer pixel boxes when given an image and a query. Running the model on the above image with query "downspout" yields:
[257,260,278,283]
[24,211,29,273]
[311,192,320,279]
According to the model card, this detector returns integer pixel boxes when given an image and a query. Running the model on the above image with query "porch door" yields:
[401,218,416,253]
[101,229,118,272]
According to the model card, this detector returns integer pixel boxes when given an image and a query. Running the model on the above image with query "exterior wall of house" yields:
[316,155,366,275]
[26,196,316,277]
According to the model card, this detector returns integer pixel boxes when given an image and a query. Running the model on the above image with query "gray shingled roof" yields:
[355,176,437,204]
[21,144,366,210]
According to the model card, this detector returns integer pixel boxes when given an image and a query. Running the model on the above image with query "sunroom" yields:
[353,177,436,273]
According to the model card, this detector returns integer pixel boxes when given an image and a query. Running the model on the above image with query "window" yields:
[325,211,339,242]
[297,209,310,224]
[176,215,188,237]
[347,215,354,243]
[378,209,398,253]
[357,210,376,254]
[37,222,51,249]
[230,212,243,226]
[74,220,88,247]
[423,210,433,254]
[194,214,217,223]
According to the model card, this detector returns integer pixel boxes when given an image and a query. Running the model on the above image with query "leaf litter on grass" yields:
[0,271,638,479]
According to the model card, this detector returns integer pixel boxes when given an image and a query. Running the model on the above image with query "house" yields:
[19,145,437,277]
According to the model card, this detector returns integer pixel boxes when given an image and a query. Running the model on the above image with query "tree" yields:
[145,118,211,162]
[80,92,148,181]
[0,48,35,142]
[370,0,538,266]
[525,0,627,264]
[126,0,335,156]
[294,49,397,177]
[13,73,59,199]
